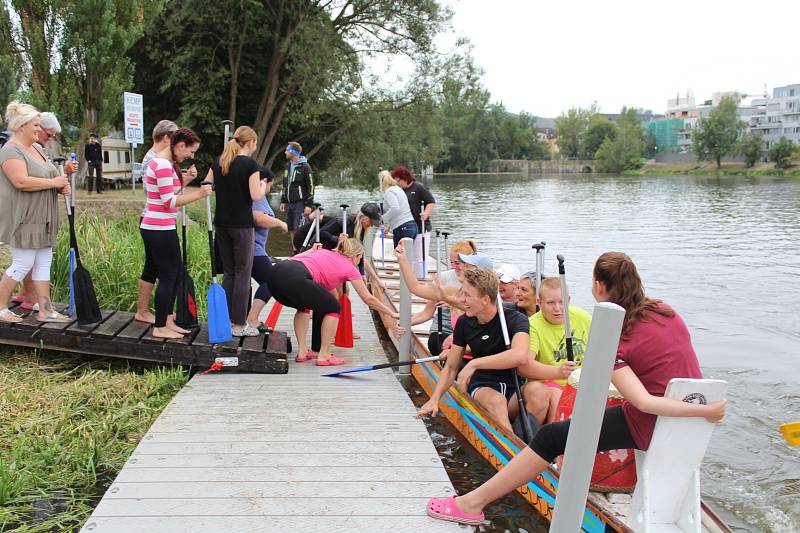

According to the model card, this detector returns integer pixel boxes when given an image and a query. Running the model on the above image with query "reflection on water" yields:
[295,173,800,532]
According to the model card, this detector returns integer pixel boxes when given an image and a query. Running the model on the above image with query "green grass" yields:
[0,348,188,532]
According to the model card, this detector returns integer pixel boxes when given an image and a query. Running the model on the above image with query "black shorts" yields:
[468,380,518,401]
[286,201,305,231]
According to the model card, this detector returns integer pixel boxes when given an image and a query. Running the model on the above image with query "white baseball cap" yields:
[495,264,521,283]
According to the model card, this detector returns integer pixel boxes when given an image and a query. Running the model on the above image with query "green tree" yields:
[595,107,644,173]
[554,104,597,158]
[768,137,796,169]
[582,114,616,158]
[692,95,745,168]
[738,133,764,168]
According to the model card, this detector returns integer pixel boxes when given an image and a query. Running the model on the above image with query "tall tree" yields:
[582,114,616,159]
[768,137,796,169]
[692,95,744,168]
[595,107,643,173]
[738,133,764,168]
[554,104,597,158]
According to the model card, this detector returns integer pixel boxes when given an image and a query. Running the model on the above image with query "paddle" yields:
[556,254,574,362]
[334,203,354,348]
[496,292,534,442]
[175,205,198,329]
[54,157,75,316]
[435,230,443,336]
[322,354,443,377]
[442,231,451,269]
[264,301,283,330]
[61,160,101,325]
[314,202,322,243]
[379,202,385,268]
[299,214,318,252]
[532,242,545,307]
[420,201,427,279]
[202,183,232,343]
[780,421,800,446]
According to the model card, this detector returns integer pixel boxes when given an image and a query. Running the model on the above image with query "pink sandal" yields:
[294,351,318,363]
[315,355,345,366]
[426,496,484,526]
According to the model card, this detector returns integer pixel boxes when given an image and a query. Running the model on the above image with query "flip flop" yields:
[0,308,22,323]
[37,311,71,323]
[294,351,318,363]
[20,302,39,311]
[11,295,24,303]
[426,496,484,526]
[315,355,345,366]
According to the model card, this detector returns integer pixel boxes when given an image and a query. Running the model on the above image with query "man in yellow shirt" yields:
[523,277,592,425]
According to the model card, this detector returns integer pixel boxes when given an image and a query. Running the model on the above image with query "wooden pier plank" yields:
[81,292,458,533]
[92,311,134,339]
[65,309,113,337]
[116,317,151,342]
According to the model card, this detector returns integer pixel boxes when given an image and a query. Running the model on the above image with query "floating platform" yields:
[0,302,289,373]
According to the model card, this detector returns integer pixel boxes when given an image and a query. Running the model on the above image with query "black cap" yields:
[259,165,274,181]
[360,202,382,226]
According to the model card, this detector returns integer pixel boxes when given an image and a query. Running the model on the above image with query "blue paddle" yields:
[321,354,443,377]
[203,185,232,343]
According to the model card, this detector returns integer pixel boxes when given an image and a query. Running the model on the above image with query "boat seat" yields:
[630,378,727,532]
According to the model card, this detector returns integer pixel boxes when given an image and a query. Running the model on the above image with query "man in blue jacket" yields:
[279,141,314,251]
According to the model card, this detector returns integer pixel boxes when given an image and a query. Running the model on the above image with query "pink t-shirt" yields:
[613,305,703,449]
[291,249,361,290]
[140,157,180,230]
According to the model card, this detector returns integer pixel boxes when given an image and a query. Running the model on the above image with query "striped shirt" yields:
[140,157,180,230]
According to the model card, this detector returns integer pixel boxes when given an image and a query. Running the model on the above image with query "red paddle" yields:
[334,204,354,347]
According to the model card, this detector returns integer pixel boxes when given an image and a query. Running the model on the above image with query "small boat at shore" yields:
[366,237,732,533]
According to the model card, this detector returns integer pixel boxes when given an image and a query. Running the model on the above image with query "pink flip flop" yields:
[11,296,24,303]
[315,355,345,366]
[294,351,318,363]
[426,496,484,526]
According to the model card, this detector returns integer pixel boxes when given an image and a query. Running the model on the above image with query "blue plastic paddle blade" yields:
[207,281,232,343]
[68,249,75,316]
[321,365,374,377]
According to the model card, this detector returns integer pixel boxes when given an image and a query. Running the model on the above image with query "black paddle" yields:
[61,160,101,325]
[556,255,574,362]
[419,201,427,279]
[175,205,198,329]
[496,293,534,442]
[435,230,443,336]
[442,231,451,269]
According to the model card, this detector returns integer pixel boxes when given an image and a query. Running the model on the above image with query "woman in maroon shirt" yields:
[424,251,727,526]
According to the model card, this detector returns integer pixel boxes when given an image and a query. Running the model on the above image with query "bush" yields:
[768,137,796,169]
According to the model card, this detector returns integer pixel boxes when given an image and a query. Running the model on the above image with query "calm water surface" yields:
[295,173,800,533]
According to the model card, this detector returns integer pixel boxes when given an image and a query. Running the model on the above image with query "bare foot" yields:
[152,326,183,339]
[135,311,156,324]
[166,322,191,335]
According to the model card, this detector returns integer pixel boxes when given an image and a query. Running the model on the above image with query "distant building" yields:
[646,118,684,153]
[749,83,800,149]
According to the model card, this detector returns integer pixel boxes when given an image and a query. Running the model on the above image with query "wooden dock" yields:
[81,291,461,532]
[0,302,289,373]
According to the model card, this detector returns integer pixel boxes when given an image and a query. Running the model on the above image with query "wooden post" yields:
[550,301,624,533]
[398,237,415,374]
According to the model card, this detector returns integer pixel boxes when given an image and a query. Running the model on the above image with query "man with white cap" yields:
[495,264,521,304]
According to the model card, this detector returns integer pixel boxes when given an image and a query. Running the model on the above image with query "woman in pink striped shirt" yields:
[139,128,211,339]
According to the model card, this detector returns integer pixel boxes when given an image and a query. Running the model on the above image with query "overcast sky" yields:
[437,0,800,118]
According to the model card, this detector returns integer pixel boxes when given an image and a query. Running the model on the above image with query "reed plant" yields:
[0,348,188,531]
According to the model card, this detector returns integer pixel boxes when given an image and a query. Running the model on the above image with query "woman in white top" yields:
[378,170,417,247]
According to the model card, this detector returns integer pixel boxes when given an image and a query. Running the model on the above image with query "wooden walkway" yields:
[81,291,461,532]
[0,302,289,373]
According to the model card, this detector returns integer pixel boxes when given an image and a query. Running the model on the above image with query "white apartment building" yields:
[749,84,800,149]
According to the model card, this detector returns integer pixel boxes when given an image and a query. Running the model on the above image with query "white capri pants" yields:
[5,247,53,282]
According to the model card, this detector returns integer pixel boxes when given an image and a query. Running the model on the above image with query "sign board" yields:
[123,92,144,144]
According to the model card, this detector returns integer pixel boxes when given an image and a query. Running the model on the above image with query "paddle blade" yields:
[781,422,800,446]
[207,281,232,343]
[175,269,199,329]
[265,302,283,329]
[334,293,353,348]
[73,262,102,325]
[321,365,374,377]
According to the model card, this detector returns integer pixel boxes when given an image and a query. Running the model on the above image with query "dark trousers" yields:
[252,255,273,302]
[140,228,180,327]
[87,161,103,192]
[216,226,254,325]
[392,220,418,247]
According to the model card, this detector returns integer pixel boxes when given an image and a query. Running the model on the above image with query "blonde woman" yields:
[267,238,398,366]
[379,170,417,247]
[204,125,267,337]
[0,102,72,323]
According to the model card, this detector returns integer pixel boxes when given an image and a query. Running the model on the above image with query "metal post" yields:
[398,237,415,374]
[130,143,137,191]
[222,120,234,144]
[442,231,451,269]
[550,302,625,532]
[314,202,322,243]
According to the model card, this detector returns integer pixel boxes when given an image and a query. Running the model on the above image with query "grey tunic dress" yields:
[0,142,60,249]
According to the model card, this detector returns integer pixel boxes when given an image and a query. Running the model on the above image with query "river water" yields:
[290,173,800,532]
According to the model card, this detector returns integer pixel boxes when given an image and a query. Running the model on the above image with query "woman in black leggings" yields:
[424,251,728,526]
[267,239,398,366]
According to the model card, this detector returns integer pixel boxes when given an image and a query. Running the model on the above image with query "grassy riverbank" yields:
[624,161,800,177]
[0,349,188,531]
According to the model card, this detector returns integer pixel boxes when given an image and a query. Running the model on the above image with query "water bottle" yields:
[70,152,76,161]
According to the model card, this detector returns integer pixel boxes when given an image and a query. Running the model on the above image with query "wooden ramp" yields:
[0,302,289,373]
[81,292,461,532]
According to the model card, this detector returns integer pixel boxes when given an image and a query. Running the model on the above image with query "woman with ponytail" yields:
[140,128,211,339]
[424,251,728,527]
[267,238,398,366]
[204,125,266,337]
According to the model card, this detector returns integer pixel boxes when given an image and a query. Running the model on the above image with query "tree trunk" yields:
[716,155,721,169]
